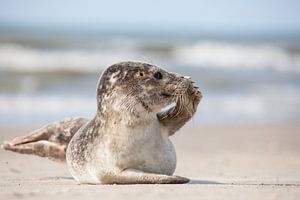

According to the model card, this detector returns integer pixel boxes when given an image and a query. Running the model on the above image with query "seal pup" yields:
[2,61,202,184]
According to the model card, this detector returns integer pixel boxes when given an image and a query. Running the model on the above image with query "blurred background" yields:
[1,2,300,197]
[0,0,299,125]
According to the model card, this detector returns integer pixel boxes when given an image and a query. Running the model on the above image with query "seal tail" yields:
[1,117,89,162]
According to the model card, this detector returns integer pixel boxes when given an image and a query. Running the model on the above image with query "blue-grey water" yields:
[0,32,299,125]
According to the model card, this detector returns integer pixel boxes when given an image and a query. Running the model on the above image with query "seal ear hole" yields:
[140,72,144,77]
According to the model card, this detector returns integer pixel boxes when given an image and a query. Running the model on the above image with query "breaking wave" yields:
[175,41,300,72]
[0,40,300,73]
[0,36,299,124]
[0,90,299,125]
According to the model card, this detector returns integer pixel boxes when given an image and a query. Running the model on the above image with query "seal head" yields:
[96,61,190,120]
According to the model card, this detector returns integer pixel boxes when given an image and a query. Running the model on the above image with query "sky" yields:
[0,0,300,35]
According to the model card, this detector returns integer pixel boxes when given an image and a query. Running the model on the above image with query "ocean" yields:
[0,31,299,125]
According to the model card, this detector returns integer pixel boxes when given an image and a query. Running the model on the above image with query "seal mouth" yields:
[160,92,173,98]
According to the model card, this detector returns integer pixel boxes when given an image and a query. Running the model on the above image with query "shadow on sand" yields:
[188,180,222,184]
[41,176,223,185]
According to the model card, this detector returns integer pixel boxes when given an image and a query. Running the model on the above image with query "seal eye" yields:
[153,71,163,80]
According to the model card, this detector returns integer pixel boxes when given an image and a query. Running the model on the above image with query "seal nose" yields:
[198,90,203,98]
[192,84,203,98]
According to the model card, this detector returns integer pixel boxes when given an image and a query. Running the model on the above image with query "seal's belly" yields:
[136,138,176,175]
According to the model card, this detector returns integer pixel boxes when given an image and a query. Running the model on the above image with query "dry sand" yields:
[1,123,300,200]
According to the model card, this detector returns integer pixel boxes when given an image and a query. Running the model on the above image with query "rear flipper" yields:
[1,117,89,162]
[100,169,190,184]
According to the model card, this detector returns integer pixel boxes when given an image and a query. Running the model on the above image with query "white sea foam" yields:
[175,41,300,72]
[197,84,300,124]
[0,41,300,73]
[0,95,95,116]
[0,91,299,124]
[0,44,139,72]
[0,39,299,124]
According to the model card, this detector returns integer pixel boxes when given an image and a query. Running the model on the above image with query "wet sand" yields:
[1,124,300,200]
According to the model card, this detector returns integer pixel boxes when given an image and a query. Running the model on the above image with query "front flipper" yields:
[101,169,190,184]
[2,117,89,162]
[157,83,202,136]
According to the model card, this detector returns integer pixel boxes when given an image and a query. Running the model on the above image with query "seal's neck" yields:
[96,92,154,127]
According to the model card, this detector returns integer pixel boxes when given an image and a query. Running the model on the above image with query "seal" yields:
[2,61,202,184]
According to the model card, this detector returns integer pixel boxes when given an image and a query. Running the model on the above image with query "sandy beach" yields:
[1,123,299,200]
[1,0,300,199]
